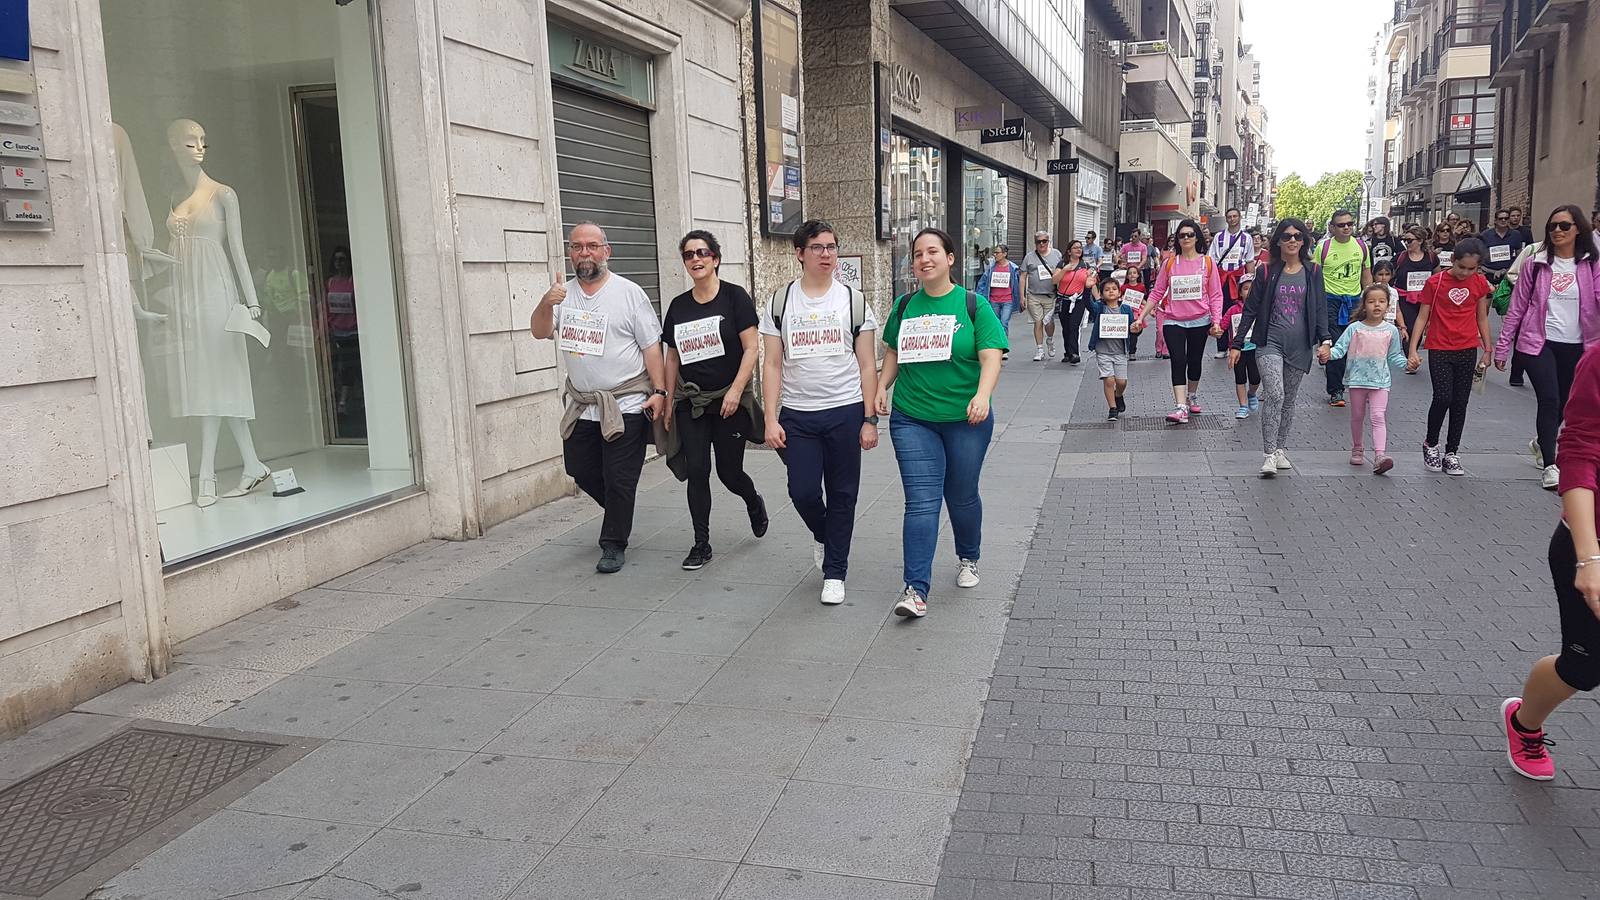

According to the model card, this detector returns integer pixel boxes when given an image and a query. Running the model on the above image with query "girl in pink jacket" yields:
[1136,218,1225,424]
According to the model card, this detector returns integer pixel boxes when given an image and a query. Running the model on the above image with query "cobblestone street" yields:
[4,342,1597,900]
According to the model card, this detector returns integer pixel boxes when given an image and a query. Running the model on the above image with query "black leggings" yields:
[1398,298,1421,337]
[1163,322,1212,386]
[1550,523,1600,691]
[1518,341,1585,467]
[1233,348,1260,387]
[1057,292,1089,358]
[675,401,761,545]
[1425,348,1477,453]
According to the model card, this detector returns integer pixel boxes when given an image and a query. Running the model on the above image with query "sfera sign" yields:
[979,118,1024,144]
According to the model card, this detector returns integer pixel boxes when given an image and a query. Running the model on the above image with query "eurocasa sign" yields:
[980,118,1024,144]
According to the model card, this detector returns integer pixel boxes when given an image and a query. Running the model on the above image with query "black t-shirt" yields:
[1393,252,1436,298]
[661,281,760,390]
[1478,227,1526,272]
[1368,234,1405,267]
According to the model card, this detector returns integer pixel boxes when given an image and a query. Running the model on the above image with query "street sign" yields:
[1046,158,1080,176]
[979,118,1024,144]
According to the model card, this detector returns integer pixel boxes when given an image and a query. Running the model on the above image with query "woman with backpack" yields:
[1493,205,1600,491]
[1136,218,1225,424]
[875,227,1008,619]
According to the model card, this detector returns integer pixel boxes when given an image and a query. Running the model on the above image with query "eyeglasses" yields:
[1333,221,1355,229]
[568,241,607,253]
[681,248,717,260]
[806,242,840,254]
[1279,233,1305,243]
[1551,221,1577,232]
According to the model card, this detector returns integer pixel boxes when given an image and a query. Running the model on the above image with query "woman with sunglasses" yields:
[661,230,768,570]
[1494,206,1600,491]
[1230,219,1332,476]
[1393,227,1436,356]
[1056,239,1096,364]
[1137,219,1224,424]
[1432,222,1456,269]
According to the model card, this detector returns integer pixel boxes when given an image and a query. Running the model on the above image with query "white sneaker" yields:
[1530,438,1545,468]
[813,543,825,570]
[1259,454,1278,477]
[820,579,846,605]
[1045,337,1055,358]
[1273,449,1293,470]
[1032,346,1045,361]
[1541,464,1560,491]
[893,586,927,618]
[956,559,980,588]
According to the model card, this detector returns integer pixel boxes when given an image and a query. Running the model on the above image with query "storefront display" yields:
[888,131,946,299]
[102,0,415,565]
[961,161,1024,290]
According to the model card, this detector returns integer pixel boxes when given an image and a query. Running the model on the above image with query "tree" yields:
[1273,169,1365,232]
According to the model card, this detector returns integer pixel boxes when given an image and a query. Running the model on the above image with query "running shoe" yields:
[1032,346,1045,361]
[1166,406,1189,425]
[1530,438,1544,469]
[596,547,626,574]
[1350,450,1365,466]
[893,586,928,618]
[1422,443,1443,473]
[1213,350,1227,359]
[1259,454,1277,477]
[956,559,980,588]
[1501,697,1555,780]
[1509,376,1525,387]
[1188,398,1203,415]
[681,544,713,571]
[1443,453,1466,476]
[1248,395,1260,412]
[1542,464,1560,491]
[748,494,769,538]
[820,579,846,606]
[1273,449,1293,470]
[1107,408,1119,421]
[1236,405,1250,419]
[1328,393,1346,408]
[1115,396,1127,413]
[1373,456,1394,475]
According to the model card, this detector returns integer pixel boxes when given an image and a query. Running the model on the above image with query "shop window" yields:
[889,131,946,300]
[102,0,415,565]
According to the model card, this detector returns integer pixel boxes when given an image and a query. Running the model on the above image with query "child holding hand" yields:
[1330,284,1409,474]
[1091,280,1140,420]
[1223,273,1260,418]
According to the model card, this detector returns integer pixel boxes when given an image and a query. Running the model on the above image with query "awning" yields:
[1453,156,1492,195]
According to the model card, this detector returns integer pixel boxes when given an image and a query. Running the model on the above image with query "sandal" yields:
[196,476,218,508]
[223,467,272,498]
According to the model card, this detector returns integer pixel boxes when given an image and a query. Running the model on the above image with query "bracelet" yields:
[1576,556,1600,569]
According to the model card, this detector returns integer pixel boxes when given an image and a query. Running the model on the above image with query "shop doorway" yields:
[552,83,661,306]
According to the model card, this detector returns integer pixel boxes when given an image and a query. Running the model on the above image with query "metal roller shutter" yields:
[1006,175,1027,253]
[552,84,660,305]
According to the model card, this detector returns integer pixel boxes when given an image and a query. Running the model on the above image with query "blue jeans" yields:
[1326,293,1359,394]
[991,300,1015,336]
[890,410,994,597]
[779,403,862,580]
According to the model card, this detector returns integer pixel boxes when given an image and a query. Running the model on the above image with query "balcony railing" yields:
[1442,9,1500,50]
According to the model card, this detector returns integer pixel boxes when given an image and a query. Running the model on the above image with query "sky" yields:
[1247,0,1390,183]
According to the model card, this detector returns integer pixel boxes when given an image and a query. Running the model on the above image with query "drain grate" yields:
[0,727,280,896]
[1118,414,1233,431]
[1060,421,1117,431]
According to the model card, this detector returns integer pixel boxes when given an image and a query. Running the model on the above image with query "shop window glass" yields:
[960,162,1015,291]
[889,132,946,300]
[102,0,415,565]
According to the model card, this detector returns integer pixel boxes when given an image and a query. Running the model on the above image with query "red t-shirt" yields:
[1418,270,1491,351]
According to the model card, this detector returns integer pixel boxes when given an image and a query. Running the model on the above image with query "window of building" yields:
[959,161,1027,291]
[889,131,947,300]
[103,0,416,566]
[1538,58,1555,158]
[1440,78,1494,168]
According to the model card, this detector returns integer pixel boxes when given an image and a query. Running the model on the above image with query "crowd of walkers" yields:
[530,205,1600,783]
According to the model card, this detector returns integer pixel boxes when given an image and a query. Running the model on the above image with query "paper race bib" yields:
[1406,271,1429,293]
[1125,250,1144,266]
[1171,274,1203,303]
[1231,313,1242,335]
[787,311,851,359]
[1489,244,1511,263]
[674,316,725,365]
[558,307,608,356]
[1035,265,1050,280]
[1223,247,1243,265]
[1385,302,1398,323]
[1099,314,1129,339]
[896,314,957,363]
[1123,289,1146,309]
[990,269,1011,289]
[1438,250,1453,267]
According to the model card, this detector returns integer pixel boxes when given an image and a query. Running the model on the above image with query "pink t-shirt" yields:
[1120,242,1150,270]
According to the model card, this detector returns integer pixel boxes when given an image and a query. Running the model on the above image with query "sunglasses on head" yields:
[1551,221,1577,232]
[681,247,716,260]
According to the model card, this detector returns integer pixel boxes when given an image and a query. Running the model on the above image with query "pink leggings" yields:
[1349,387,1390,455]
[1154,311,1169,355]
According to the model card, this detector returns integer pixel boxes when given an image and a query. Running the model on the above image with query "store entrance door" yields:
[551,84,661,306]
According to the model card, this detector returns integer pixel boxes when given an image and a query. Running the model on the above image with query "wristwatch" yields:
[651,388,668,397]
[863,415,880,426]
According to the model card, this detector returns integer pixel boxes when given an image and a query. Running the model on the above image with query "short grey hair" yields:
[1033,230,1050,240]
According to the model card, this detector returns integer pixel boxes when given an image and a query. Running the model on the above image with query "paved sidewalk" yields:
[6,351,1071,900]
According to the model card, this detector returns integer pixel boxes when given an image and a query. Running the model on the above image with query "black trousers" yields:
[676,401,761,545]
[1551,523,1600,691]
[1056,292,1090,358]
[1163,322,1212,386]
[564,414,650,551]
[1233,348,1261,387]
[1425,348,1477,453]
[1398,298,1421,338]
[780,403,862,580]
[1517,341,1585,468]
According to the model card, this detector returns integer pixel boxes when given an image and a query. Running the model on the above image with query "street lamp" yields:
[1362,173,1377,222]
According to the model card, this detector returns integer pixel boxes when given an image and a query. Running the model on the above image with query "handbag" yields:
[1491,277,1512,316]
[225,305,272,348]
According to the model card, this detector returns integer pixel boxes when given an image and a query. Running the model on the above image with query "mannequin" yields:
[163,118,272,507]
[112,123,169,321]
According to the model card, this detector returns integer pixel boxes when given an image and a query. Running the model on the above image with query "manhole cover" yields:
[0,727,280,896]
[1118,414,1233,431]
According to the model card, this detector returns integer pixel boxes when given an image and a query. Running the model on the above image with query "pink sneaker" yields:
[1501,697,1555,781]
[1350,450,1365,466]
[1166,406,1189,425]
[1188,399,1203,414]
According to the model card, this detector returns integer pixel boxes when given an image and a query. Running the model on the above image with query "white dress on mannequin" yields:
[165,187,256,420]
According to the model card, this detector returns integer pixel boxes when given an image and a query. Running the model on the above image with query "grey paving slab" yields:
[337,684,542,750]
[300,829,548,900]
[567,765,786,861]
[420,639,601,693]
[657,578,796,617]
[0,711,128,786]
[794,717,974,795]
[735,618,881,665]
[634,704,825,776]
[229,740,467,826]
[692,656,856,715]
[861,626,1008,676]
[555,647,725,701]
[73,663,285,725]
[748,780,960,884]
[493,604,651,647]
[833,667,991,729]
[201,673,412,738]
[175,621,367,673]
[390,753,622,843]
[506,846,733,900]
[374,597,534,640]
[245,587,433,632]
[482,695,681,763]
[547,573,694,610]
[721,865,935,900]
[300,632,486,683]
[613,610,765,656]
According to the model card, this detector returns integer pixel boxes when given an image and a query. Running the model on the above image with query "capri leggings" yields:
[1233,348,1260,387]
[1425,348,1477,453]
[1550,522,1600,692]
[1163,322,1213,386]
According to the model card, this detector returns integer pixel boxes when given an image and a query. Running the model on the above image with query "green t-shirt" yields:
[881,284,1008,422]
[1319,237,1370,296]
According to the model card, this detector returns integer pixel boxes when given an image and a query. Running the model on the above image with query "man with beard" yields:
[531,222,667,574]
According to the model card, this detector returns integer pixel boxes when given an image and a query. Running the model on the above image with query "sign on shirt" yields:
[1171,274,1203,303]
[990,269,1011,289]
[1406,271,1429,293]
[787,311,852,359]
[1099,314,1129,338]
[674,316,726,365]
[1489,244,1511,263]
[559,307,608,356]
[896,314,957,363]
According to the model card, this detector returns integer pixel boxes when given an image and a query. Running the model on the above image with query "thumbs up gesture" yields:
[542,273,568,307]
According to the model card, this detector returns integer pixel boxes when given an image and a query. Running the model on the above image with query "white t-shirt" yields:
[560,273,662,421]
[1546,256,1583,343]
[759,280,878,412]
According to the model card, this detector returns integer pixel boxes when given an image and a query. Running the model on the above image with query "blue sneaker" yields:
[1248,395,1260,412]
[1235,405,1250,419]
